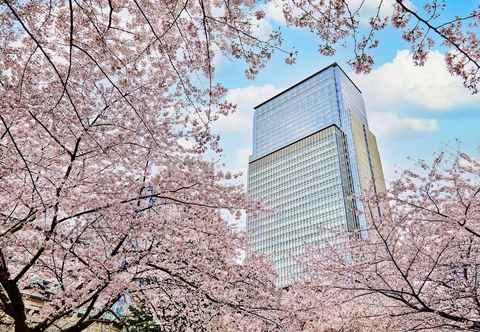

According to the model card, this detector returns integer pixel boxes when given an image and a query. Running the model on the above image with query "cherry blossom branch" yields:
[395,0,480,70]
[2,0,85,129]
[0,115,45,208]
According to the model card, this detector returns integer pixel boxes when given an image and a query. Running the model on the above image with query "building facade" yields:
[247,63,385,287]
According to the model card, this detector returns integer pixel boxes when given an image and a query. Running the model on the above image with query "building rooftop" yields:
[254,62,362,110]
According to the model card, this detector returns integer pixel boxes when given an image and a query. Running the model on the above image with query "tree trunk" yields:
[14,321,32,332]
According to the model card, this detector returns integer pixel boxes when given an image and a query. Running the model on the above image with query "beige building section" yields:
[350,111,386,195]
[365,130,386,193]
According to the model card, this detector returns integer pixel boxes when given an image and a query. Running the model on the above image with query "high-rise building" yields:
[247,63,385,287]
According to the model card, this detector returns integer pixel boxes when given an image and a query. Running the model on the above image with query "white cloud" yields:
[251,18,274,41]
[235,148,251,185]
[347,0,390,18]
[263,0,414,26]
[263,1,286,25]
[348,0,413,22]
[214,84,279,133]
[369,111,439,137]
[354,49,480,111]
[236,147,251,165]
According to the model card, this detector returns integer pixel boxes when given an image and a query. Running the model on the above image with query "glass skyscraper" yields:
[247,63,385,287]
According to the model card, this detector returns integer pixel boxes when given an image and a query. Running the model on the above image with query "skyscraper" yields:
[247,63,385,287]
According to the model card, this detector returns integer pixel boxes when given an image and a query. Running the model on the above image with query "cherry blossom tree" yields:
[0,0,289,330]
[299,150,480,331]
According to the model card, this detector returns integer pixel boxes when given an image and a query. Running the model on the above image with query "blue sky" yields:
[211,0,480,185]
